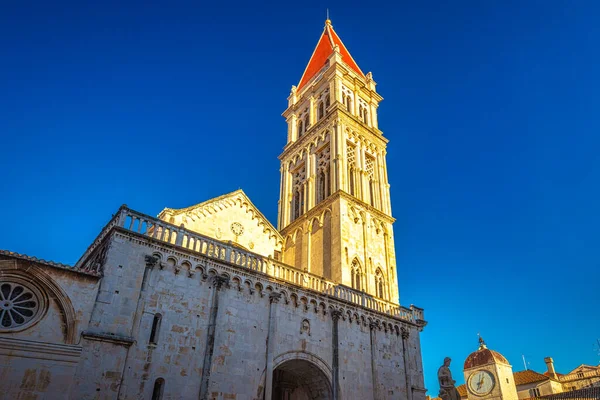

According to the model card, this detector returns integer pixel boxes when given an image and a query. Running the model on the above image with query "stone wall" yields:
[0,225,426,400]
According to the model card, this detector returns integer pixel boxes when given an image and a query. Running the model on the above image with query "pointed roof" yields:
[297,19,365,91]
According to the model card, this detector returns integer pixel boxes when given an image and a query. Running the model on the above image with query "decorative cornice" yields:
[0,249,100,278]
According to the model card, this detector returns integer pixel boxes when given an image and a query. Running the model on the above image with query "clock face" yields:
[468,370,495,396]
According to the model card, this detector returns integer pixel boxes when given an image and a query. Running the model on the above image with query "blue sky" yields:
[1,0,599,394]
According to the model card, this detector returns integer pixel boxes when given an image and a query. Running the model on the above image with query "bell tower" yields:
[278,19,399,303]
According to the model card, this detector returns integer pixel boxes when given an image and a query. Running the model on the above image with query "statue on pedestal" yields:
[438,357,461,400]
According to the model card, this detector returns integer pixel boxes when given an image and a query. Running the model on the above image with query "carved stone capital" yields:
[212,276,229,291]
[144,255,159,268]
[331,310,342,322]
[401,326,410,340]
[269,292,282,304]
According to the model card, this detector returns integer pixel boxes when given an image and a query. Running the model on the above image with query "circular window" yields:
[0,280,44,331]
[230,222,244,236]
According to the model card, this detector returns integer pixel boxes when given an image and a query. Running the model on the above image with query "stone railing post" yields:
[117,204,129,227]
[175,224,185,247]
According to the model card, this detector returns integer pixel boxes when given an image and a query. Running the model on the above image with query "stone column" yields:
[401,327,413,400]
[199,276,228,400]
[289,114,298,143]
[370,322,379,399]
[334,120,344,192]
[264,292,282,400]
[309,96,316,126]
[331,310,342,400]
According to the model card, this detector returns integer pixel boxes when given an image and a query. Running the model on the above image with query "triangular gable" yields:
[566,364,599,375]
[159,190,283,259]
[297,20,365,91]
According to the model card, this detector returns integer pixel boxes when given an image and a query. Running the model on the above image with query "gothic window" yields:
[316,145,330,204]
[149,313,162,345]
[366,155,376,207]
[342,86,354,114]
[298,107,309,137]
[375,269,385,299]
[291,166,306,221]
[318,171,326,203]
[152,378,165,400]
[358,98,369,124]
[0,280,43,331]
[347,143,356,196]
[351,258,362,291]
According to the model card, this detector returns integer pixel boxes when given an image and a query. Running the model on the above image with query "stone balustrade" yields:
[78,205,424,324]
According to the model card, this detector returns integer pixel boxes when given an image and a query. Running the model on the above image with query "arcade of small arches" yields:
[144,250,406,332]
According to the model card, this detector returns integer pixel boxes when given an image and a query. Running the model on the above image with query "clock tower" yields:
[463,338,518,400]
[278,19,399,303]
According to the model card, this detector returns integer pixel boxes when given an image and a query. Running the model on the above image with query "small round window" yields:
[0,281,43,331]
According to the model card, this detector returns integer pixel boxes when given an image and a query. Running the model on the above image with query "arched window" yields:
[152,378,165,400]
[318,102,324,120]
[369,180,375,207]
[317,171,326,203]
[304,114,310,132]
[375,269,385,299]
[351,259,362,291]
[149,313,162,345]
[325,93,331,108]
[297,120,304,137]
[345,96,352,112]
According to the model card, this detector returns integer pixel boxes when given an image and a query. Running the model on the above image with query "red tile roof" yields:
[457,384,468,397]
[297,20,365,91]
[464,348,510,369]
[514,370,550,385]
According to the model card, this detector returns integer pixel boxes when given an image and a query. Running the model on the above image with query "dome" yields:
[464,338,510,370]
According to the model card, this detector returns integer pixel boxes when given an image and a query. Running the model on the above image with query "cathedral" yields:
[0,20,427,399]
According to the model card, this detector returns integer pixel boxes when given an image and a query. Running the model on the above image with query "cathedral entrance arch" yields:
[271,355,332,400]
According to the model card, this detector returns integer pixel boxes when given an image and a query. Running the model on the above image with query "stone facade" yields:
[0,19,427,400]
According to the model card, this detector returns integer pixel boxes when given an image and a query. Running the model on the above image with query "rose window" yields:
[0,282,40,329]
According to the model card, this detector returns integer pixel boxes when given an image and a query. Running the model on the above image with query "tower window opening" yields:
[366,155,376,207]
[358,98,369,124]
[341,86,354,114]
[304,114,310,131]
[325,93,331,108]
[375,269,385,299]
[316,146,330,204]
[351,258,362,291]
[347,143,356,196]
[149,313,162,345]
[318,102,324,120]
[318,171,326,203]
[297,120,304,137]
[291,167,306,221]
